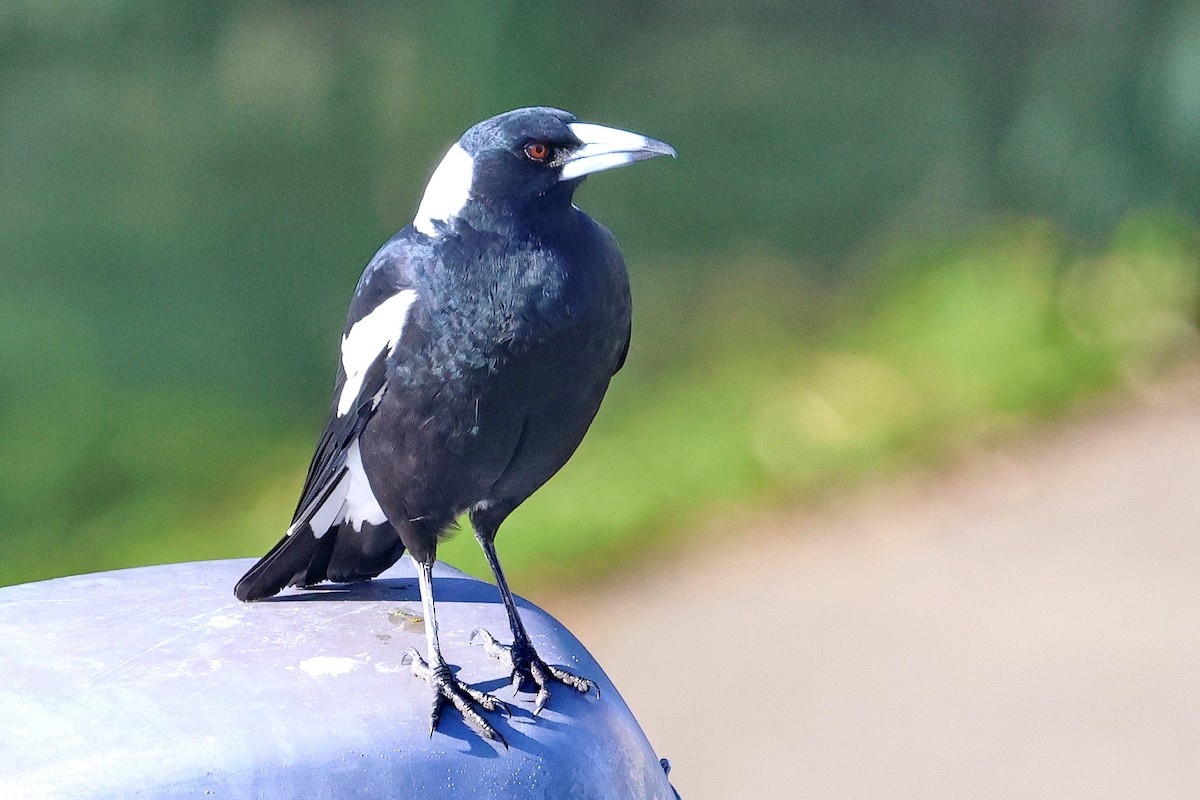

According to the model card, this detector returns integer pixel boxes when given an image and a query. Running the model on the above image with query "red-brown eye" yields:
[524,141,551,161]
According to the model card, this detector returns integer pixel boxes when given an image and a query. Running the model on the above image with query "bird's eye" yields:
[524,141,551,161]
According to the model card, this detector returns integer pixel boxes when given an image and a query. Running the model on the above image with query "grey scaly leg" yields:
[470,532,598,715]
[402,555,509,744]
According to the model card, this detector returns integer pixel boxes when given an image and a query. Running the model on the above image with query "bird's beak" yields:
[560,122,677,181]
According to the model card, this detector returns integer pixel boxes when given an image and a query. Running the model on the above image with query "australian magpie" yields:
[234,107,675,743]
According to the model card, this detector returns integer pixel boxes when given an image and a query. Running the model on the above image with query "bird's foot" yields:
[471,628,599,715]
[402,647,510,746]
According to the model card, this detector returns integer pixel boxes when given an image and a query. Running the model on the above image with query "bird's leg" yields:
[470,532,598,715]
[402,555,509,745]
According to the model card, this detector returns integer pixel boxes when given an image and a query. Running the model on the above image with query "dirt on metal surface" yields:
[539,371,1200,799]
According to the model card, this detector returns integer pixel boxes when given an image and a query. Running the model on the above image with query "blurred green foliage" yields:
[2,2,1198,588]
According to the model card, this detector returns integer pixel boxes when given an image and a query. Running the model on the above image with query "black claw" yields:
[533,687,551,717]
[490,726,510,749]
[428,693,443,738]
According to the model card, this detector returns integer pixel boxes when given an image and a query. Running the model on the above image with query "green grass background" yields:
[5,213,1194,588]
[2,2,1199,589]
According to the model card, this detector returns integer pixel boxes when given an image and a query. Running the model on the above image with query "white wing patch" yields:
[413,143,474,237]
[345,439,387,531]
[307,474,348,539]
[286,438,387,539]
[337,289,418,417]
[287,471,348,540]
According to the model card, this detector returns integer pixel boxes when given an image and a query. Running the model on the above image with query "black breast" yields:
[359,209,631,525]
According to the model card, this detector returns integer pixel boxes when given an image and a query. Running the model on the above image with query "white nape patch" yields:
[560,122,653,180]
[298,656,358,677]
[413,143,474,237]
[337,289,418,417]
[345,439,387,531]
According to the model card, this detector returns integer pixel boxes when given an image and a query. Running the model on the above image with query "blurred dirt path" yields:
[539,370,1200,800]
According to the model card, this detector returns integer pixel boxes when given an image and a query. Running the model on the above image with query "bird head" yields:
[413,107,676,237]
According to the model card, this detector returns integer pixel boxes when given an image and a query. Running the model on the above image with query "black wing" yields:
[235,236,421,601]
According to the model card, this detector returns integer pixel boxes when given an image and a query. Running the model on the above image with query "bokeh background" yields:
[2,3,1200,796]
[4,1,1200,796]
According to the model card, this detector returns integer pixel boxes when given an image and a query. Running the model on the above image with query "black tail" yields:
[234,526,335,601]
[234,521,406,601]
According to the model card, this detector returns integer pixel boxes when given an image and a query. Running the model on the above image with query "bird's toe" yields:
[406,650,508,746]
[472,628,598,712]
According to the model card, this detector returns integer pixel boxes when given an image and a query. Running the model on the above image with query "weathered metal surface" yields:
[0,559,678,799]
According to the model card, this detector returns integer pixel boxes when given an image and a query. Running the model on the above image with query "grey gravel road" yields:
[542,373,1200,799]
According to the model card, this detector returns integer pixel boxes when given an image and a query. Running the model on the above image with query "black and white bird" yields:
[235,107,675,743]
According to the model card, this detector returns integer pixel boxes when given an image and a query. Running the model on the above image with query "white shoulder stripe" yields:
[337,289,418,417]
